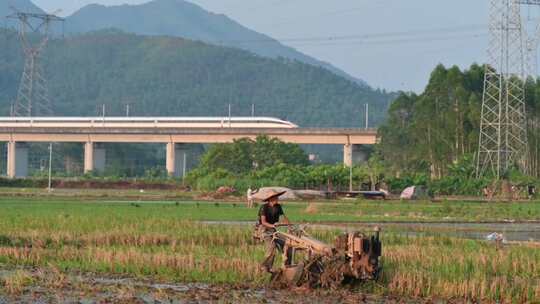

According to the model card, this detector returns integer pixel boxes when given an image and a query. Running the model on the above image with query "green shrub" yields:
[0,178,48,188]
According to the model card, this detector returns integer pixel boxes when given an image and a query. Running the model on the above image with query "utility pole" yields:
[182,152,187,183]
[102,104,106,118]
[365,103,369,129]
[7,8,64,117]
[477,0,537,178]
[47,143,52,192]
[251,103,255,117]
[126,104,130,117]
[228,103,232,127]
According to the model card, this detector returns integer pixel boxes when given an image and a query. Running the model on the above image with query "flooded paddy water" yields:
[316,222,540,242]
[203,221,540,242]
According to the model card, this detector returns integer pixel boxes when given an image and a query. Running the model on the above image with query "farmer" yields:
[258,189,291,273]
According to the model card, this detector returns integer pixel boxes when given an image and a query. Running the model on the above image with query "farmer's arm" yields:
[260,215,275,229]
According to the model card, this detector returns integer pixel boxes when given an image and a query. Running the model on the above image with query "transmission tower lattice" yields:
[477,0,538,178]
[6,8,64,117]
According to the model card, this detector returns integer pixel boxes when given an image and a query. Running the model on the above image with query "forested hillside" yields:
[0,28,392,128]
[64,0,366,86]
[379,64,540,179]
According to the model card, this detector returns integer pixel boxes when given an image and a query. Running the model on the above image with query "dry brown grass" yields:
[1,270,33,295]
[382,238,540,303]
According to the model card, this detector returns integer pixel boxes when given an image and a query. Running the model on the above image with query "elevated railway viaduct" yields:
[0,117,377,178]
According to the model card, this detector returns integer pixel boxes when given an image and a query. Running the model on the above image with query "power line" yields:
[260,6,367,28]
[209,24,487,46]
[222,0,296,12]
[287,33,487,48]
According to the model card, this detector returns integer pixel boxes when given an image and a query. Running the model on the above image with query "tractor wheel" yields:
[319,257,349,289]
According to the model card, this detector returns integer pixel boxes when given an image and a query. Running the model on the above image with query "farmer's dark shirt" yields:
[258,203,284,225]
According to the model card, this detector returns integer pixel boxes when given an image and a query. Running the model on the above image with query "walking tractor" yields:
[256,224,382,289]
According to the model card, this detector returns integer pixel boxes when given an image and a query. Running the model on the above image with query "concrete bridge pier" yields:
[84,142,93,174]
[166,142,176,176]
[84,142,106,174]
[7,142,29,178]
[343,144,369,167]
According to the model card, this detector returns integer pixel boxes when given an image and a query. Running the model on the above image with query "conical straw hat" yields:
[253,188,287,202]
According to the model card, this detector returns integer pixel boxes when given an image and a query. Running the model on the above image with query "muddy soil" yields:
[0,267,424,304]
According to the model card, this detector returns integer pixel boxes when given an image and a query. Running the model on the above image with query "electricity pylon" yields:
[477,0,538,178]
[6,8,64,117]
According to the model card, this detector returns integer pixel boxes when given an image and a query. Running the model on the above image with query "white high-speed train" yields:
[0,117,298,129]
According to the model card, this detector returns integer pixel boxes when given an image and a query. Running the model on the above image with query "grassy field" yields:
[0,195,539,223]
[0,199,539,302]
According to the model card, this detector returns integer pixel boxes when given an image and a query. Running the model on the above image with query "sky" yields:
[31,0,538,92]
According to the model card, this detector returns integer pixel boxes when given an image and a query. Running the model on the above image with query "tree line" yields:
[185,136,386,192]
[378,63,540,181]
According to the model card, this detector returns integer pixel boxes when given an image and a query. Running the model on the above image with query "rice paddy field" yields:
[0,197,539,303]
[1,189,539,222]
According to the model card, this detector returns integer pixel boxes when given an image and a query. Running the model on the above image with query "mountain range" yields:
[0,0,396,165]
[2,0,367,87]
[1,0,394,130]
[0,28,391,127]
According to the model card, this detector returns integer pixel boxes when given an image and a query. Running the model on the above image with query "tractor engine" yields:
[333,230,382,281]
[268,226,382,289]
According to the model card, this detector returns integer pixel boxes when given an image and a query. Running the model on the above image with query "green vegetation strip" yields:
[0,197,539,223]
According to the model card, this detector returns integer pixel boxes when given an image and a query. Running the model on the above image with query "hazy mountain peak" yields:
[2,0,44,16]
[1,0,46,29]
[66,0,368,87]
[81,3,105,9]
